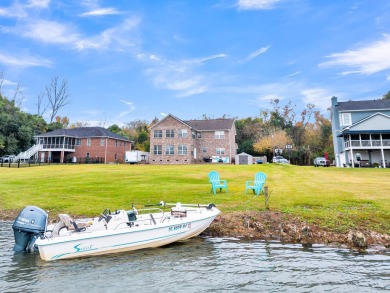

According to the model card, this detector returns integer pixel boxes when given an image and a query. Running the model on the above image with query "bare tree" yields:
[12,83,24,108]
[36,91,49,116]
[46,76,71,123]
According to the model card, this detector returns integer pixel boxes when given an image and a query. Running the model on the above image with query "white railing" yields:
[15,144,43,161]
[344,139,390,148]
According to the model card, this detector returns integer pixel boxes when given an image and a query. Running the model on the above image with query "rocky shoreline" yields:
[2,209,389,253]
[202,211,390,253]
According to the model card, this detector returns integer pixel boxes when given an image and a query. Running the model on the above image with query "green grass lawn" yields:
[1,163,389,234]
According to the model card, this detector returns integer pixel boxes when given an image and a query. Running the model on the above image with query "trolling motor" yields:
[12,206,48,252]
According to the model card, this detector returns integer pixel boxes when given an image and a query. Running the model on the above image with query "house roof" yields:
[337,99,390,111]
[149,114,235,131]
[149,114,193,130]
[34,127,131,141]
[184,118,235,131]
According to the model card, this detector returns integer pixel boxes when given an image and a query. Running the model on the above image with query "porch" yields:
[342,133,390,168]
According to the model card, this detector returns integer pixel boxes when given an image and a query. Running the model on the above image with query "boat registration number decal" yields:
[169,223,191,232]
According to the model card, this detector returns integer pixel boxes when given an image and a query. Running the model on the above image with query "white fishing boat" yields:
[12,202,220,261]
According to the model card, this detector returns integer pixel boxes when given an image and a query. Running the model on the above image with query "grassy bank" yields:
[1,164,389,234]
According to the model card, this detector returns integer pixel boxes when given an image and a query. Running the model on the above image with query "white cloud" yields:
[187,54,227,64]
[28,0,50,8]
[75,17,140,50]
[141,53,226,97]
[0,51,51,67]
[1,79,18,86]
[319,34,390,75]
[80,8,122,17]
[245,45,270,62]
[225,81,335,112]
[20,20,80,44]
[119,100,135,117]
[0,3,27,18]
[287,71,300,77]
[2,16,140,51]
[0,0,49,18]
[237,0,283,10]
[301,88,334,111]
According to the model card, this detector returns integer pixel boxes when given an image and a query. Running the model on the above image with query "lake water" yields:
[1,221,389,292]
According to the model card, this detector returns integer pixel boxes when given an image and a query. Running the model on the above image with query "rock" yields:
[301,225,312,238]
[348,231,368,250]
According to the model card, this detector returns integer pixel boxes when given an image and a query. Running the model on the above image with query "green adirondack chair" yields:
[208,171,228,194]
[245,172,266,195]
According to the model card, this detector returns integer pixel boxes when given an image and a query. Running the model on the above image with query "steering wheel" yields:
[98,208,110,222]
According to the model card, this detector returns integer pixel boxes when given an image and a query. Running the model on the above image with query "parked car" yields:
[314,157,330,167]
[272,156,290,164]
[1,155,16,163]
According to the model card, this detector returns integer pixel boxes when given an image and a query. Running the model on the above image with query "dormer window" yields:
[340,113,351,126]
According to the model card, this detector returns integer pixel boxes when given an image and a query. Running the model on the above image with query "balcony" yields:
[345,139,390,149]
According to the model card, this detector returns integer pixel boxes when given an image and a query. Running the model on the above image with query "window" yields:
[166,129,174,138]
[215,131,225,139]
[216,148,225,155]
[192,131,196,139]
[165,145,174,155]
[178,145,187,155]
[197,132,201,138]
[350,134,359,140]
[87,138,91,146]
[100,138,105,146]
[178,129,187,138]
[76,139,81,145]
[340,113,351,126]
[153,145,162,155]
[202,147,207,153]
[154,129,163,138]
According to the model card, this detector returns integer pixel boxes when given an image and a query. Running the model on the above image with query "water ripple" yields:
[1,221,389,293]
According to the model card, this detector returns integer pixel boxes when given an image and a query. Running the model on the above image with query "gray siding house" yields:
[330,97,390,168]
[149,114,237,164]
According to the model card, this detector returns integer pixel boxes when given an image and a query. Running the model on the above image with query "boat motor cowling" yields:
[12,206,48,252]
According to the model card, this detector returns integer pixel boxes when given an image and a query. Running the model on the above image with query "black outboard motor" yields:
[12,206,48,252]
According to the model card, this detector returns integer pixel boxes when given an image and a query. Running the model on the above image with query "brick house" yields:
[149,114,237,164]
[23,127,132,164]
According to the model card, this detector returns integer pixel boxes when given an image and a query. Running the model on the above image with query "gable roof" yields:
[184,118,235,131]
[149,114,193,129]
[337,99,390,112]
[35,127,131,141]
[149,114,235,131]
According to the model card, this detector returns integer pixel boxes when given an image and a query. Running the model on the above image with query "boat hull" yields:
[35,209,219,261]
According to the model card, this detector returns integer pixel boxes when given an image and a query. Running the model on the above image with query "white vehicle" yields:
[12,202,220,261]
[2,155,16,163]
[272,156,290,164]
[125,150,149,164]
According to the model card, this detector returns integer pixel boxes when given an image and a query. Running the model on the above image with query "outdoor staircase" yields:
[15,144,42,161]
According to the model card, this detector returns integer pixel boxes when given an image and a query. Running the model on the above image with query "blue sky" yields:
[1,0,390,126]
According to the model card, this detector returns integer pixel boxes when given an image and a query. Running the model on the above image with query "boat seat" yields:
[58,214,87,232]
